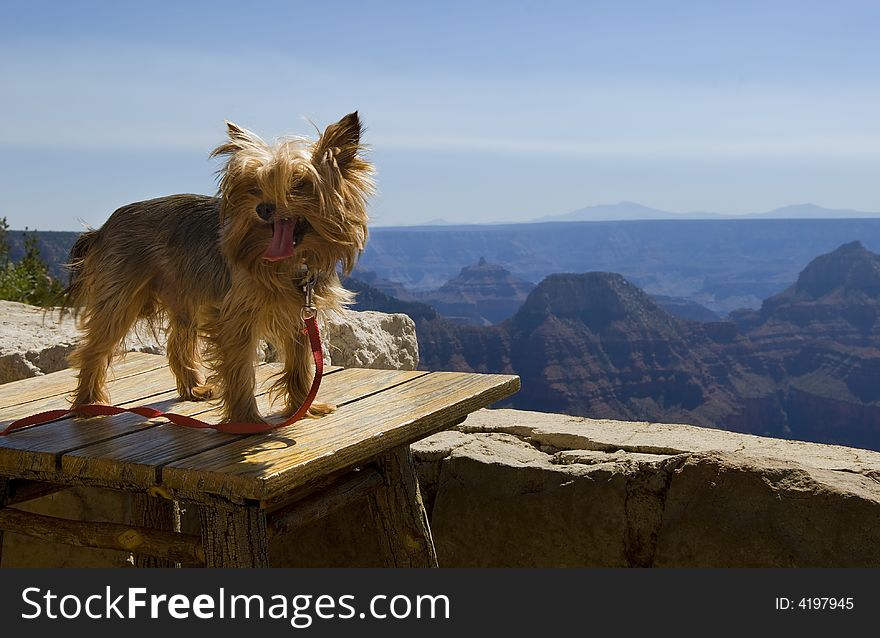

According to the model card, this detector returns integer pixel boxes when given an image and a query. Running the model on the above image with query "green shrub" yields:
[0,217,64,307]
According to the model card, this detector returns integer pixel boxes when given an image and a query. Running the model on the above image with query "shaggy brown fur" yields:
[63,112,373,424]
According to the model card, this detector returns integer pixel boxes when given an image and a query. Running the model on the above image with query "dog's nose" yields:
[256,202,276,221]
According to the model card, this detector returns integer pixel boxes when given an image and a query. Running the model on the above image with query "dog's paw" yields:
[190,384,215,400]
[306,402,337,418]
[228,411,267,425]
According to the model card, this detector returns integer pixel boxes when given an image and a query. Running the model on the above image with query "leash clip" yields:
[301,270,318,323]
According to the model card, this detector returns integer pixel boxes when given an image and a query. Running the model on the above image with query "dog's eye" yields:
[248,187,263,198]
[291,181,311,196]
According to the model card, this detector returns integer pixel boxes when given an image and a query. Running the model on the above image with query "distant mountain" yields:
[536,201,722,222]
[503,273,737,422]
[416,258,535,325]
[534,201,880,223]
[780,240,880,300]
[733,240,880,337]
[361,218,880,313]
[724,241,880,444]
[420,218,458,226]
[754,204,880,220]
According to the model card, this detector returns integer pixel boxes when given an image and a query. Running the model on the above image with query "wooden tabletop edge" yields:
[164,370,523,501]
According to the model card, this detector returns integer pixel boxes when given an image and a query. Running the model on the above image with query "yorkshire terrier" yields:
[62,112,373,424]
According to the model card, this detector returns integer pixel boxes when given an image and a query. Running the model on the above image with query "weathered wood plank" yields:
[0,506,205,566]
[0,356,294,430]
[60,368,422,489]
[0,369,189,475]
[163,371,520,501]
[0,352,167,409]
[0,385,198,476]
[369,445,438,567]
[0,362,313,477]
[0,362,184,423]
[52,363,321,485]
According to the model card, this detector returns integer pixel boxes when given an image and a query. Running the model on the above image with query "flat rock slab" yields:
[455,408,880,475]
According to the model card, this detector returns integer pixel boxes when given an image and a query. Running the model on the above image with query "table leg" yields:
[131,493,181,568]
[0,478,9,567]
[198,499,269,568]
[370,445,439,567]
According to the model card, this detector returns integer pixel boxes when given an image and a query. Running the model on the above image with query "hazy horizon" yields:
[7,200,880,232]
[2,1,880,230]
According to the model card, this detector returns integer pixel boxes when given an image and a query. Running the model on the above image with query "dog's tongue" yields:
[264,218,296,261]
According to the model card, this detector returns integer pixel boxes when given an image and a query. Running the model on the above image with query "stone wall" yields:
[411,409,880,567]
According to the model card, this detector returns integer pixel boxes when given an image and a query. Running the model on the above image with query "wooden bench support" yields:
[268,467,384,538]
[0,507,204,566]
[198,498,269,568]
[132,493,181,568]
[5,480,69,506]
[370,445,439,567]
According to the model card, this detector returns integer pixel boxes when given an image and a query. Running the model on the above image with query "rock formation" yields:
[414,243,880,451]
[416,258,535,325]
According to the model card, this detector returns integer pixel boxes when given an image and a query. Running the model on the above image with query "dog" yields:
[62,112,373,424]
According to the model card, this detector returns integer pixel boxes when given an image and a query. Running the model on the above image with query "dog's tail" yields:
[59,229,99,319]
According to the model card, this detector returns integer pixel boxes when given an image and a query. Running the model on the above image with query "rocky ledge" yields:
[412,409,880,567]
[0,300,419,384]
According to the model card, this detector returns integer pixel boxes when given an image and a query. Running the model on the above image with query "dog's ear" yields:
[312,112,363,174]
[211,121,263,158]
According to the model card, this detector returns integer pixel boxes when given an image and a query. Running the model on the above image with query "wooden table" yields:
[0,353,519,567]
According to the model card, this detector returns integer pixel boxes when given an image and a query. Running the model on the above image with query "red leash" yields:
[0,314,323,437]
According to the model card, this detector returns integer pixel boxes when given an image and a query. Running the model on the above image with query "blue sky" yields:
[1,0,879,229]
